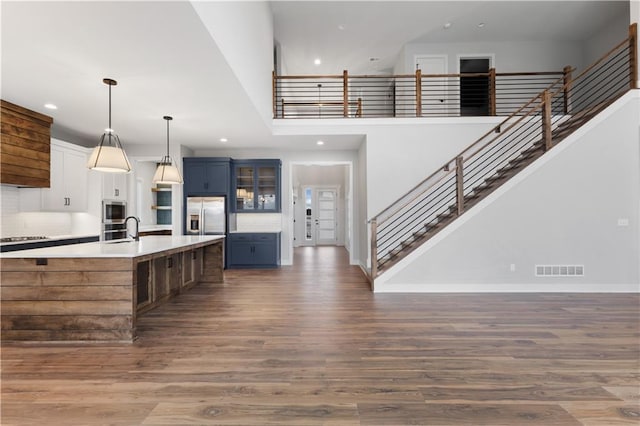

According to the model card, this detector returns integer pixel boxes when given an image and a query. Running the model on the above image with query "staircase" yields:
[370,24,637,279]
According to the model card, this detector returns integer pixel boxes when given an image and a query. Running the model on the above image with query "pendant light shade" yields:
[87,78,132,173]
[152,116,183,185]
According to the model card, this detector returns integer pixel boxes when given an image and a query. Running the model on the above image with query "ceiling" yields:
[273,1,628,75]
[1,1,628,153]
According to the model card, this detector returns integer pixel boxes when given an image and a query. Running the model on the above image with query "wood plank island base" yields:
[0,235,224,343]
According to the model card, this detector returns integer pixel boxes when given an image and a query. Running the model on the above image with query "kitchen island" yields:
[1,235,224,343]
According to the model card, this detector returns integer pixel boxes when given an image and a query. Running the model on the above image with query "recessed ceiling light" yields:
[44,103,57,110]
[314,58,321,65]
[478,22,485,28]
[443,22,452,29]
[317,140,324,145]
[220,138,228,143]
[338,24,345,31]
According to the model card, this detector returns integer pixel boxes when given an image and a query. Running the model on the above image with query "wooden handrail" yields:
[278,71,565,80]
[630,22,637,89]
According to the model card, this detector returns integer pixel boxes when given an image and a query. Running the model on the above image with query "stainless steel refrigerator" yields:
[186,197,226,235]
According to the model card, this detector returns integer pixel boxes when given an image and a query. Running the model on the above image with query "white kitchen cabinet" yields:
[102,173,128,202]
[20,140,88,212]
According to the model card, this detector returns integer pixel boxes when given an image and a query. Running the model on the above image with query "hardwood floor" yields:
[2,246,639,425]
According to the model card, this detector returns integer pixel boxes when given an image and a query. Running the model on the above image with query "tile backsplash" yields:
[234,213,283,232]
[0,186,100,237]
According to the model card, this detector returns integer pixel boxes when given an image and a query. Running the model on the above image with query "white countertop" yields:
[139,225,173,232]
[229,230,282,233]
[0,235,225,259]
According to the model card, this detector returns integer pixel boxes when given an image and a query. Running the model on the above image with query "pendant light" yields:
[86,78,132,173]
[152,116,183,185]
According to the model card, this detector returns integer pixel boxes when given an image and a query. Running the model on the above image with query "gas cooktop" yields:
[0,236,48,243]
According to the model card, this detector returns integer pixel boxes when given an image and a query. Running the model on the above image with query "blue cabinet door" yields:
[183,158,230,196]
[183,160,208,195]
[229,241,255,266]
[252,242,277,265]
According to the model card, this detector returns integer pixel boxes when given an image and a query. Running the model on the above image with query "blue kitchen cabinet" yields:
[183,157,230,196]
[232,159,281,212]
[228,232,280,269]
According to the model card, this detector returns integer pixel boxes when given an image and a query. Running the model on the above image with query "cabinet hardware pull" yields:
[167,257,173,268]
[115,189,119,197]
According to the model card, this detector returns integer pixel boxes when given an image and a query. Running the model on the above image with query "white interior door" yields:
[315,188,337,245]
[415,55,448,116]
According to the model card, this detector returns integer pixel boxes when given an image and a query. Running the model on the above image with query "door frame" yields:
[456,53,495,116]
[289,161,354,264]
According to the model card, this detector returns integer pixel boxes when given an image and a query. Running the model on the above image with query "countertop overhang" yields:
[0,235,225,258]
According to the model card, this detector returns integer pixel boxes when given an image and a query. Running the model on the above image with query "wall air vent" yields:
[535,265,584,277]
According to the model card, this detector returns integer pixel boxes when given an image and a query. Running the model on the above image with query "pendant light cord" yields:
[166,118,170,157]
[107,82,112,145]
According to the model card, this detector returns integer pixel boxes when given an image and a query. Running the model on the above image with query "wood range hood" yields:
[1,99,53,188]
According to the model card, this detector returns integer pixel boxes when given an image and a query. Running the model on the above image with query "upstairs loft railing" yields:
[273,68,572,119]
[369,23,637,278]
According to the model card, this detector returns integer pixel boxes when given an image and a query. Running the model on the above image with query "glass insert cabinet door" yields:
[235,166,255,210]
[233,160,281,212]
[257,167,277,210]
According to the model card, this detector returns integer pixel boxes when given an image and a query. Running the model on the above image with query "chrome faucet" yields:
[124,216,140,241]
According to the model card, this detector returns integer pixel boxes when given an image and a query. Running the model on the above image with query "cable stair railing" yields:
[369,23,637,279]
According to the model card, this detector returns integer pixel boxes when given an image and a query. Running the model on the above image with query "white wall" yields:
[583,6,630,68]
[399,40,585,75]
[191,1,274,127]
[376,92,640,292]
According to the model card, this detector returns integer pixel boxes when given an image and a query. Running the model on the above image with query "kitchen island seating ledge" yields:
[0,235,225,343]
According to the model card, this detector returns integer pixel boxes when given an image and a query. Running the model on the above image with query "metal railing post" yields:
[489,68,496,116]
[630,23,638,90]
[343,70,349,117]
[456,156,464,216]
[370,219,378,278]
[542,89,552,151]
[563,65,572,115]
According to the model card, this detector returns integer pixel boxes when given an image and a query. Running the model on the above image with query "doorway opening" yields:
[291,163,352,263]
[459,56,492,116]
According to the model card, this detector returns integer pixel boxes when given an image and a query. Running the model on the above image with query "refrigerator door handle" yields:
[200,209,205,235]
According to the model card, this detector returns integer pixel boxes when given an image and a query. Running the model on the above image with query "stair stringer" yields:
[373,90,640,293]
